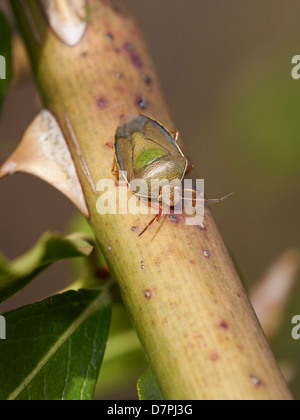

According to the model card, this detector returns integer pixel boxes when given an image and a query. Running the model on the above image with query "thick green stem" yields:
[9,0,292,400]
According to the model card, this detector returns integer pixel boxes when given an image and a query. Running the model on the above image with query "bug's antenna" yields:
[206,192,233,203]
[180,190,233,204]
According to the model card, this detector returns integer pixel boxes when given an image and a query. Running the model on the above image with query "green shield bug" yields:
[112,114,232,236]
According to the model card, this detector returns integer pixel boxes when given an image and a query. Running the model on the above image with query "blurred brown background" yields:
[0,0,300,398]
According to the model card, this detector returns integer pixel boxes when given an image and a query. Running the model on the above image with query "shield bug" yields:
[113,114,231,236]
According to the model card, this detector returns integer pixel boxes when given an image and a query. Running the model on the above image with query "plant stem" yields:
[9,0,292,399]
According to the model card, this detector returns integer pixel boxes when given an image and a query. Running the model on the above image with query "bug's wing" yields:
[135,155,188,198]
[136,155,187,182]
[143,119,182,156]
[115,136,134,181]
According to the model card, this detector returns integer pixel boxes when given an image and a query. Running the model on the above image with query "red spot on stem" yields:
[210,353,220,362]
[250,374,263,387]
[220,321,229,330]
[124,42,143,68]
[97,97,108,109]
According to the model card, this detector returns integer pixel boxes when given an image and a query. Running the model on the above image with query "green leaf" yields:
[137,368,164,400]
[95,304,147,399]
[0,12,12,112]
[0,231,94,304]
[0,288,111,400]
[66,216,110,290]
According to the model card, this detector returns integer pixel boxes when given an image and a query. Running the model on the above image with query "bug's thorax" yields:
[132,131,169,173]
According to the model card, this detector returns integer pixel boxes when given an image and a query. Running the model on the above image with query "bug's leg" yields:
[185,164,195,174]
[138,206,163,237]
[170,130,180,143]
[111,157,120,178]
[113,169,127,186]
[111,158,127,186]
